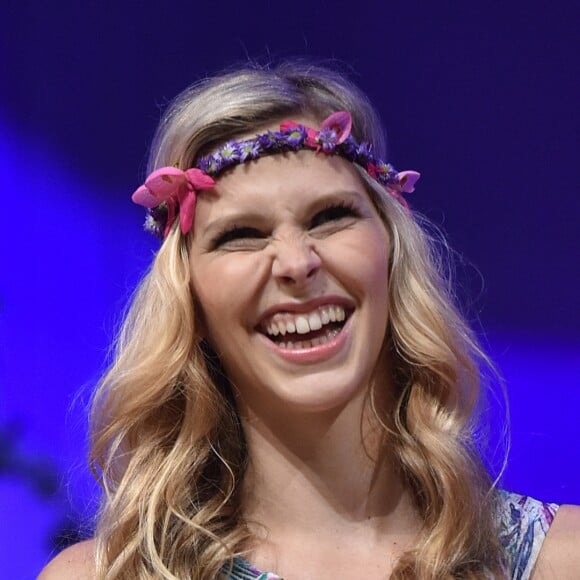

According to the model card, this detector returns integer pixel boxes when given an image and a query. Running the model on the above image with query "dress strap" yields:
[496,490,559,580]
[223,557,282,580]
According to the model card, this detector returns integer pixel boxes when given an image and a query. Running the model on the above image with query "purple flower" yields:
[217,141,242,168]
[145,206,167,239]
[356,142,374,162]
[271,131,291,150]
[239,139,261,161]
[198,154,221,175]
[376,161,396,181]
[197,156,212,173]
[317,127,339,153]
[283,125,307,149]
[258,131,278,150]
[207,154,222,174]
[339,136,357,161]
[369,162,397,186]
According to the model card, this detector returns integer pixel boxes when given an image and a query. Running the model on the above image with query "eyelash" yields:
[211,226,264,249]
[210,201,360,249]
[309,201,359,228]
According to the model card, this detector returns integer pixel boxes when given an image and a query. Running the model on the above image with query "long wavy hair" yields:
[90,62,507,579]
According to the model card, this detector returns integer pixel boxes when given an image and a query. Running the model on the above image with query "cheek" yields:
[337,225,390,291]
[194,279,238,335]
[190,261,229,340]
[193,286,240,363]
[190,255,265,337]
[369,241,390,298]
[365,222,390,279]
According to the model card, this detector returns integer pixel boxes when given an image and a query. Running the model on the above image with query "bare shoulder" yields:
[532,504,580,579]
[38,539,96,579]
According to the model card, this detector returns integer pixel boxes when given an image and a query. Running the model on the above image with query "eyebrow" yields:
[201,188,368,238]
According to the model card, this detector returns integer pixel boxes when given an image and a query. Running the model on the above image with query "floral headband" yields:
[132,111,420,238]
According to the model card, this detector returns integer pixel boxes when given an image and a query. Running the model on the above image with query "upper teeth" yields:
[264,305,346,337]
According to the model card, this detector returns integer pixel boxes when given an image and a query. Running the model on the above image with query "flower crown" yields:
[132,111,420,238]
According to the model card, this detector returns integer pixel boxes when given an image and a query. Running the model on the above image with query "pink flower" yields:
[319,111,352,143]
[385,170,421,209]
[131,166,216,237]
[366,163,379,179]
[280,120,318,147]
[281,111,353,152]
[395,170,421,193]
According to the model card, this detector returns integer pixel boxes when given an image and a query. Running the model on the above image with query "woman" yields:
[40,62,579,579]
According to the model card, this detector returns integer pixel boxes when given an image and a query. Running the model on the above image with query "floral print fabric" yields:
[497,490,559,579]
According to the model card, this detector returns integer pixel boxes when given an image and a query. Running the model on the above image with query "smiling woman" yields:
[39,62,579,580]
[189,152,391,415]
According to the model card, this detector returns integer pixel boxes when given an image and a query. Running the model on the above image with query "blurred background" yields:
[1,1,578,577]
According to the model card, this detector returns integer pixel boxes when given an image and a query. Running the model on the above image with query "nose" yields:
[271,234,322,287]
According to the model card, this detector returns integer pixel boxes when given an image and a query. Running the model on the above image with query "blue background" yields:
[1,2,578,577]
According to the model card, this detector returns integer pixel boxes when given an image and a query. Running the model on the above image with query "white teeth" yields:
[276,327,340,350]
[264,305,347,337]
[295,316,310,335]
[308,312,322,331]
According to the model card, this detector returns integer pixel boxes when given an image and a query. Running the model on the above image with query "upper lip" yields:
[257,295,355,325]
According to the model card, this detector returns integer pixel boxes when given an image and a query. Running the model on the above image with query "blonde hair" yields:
[90,62,506,579]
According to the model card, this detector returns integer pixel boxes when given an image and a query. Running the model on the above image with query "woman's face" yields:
[189,148,391,417]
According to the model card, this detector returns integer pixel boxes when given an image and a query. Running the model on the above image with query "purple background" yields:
[1,2,578,577]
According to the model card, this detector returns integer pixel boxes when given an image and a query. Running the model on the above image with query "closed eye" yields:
[310,203,359,229]
[211,226,267,250]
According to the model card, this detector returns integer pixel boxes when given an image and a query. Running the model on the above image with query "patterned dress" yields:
[223,491,559,580]
[497,491,559,579]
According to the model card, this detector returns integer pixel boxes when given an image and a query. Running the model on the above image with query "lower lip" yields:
[259,316,352,364]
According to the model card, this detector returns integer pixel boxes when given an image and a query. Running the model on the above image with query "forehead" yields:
[203,150,367,207]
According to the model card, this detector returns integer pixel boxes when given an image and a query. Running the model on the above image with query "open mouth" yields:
[259,305,351,350]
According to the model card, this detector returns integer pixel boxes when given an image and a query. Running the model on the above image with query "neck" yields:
[238,372,418,543]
